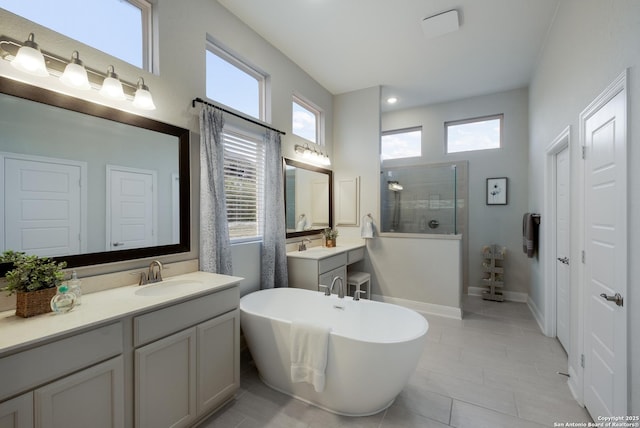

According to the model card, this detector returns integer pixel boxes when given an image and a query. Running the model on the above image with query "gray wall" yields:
[381,88,530,296]
[0,0,334,293]
[528,0,640,414]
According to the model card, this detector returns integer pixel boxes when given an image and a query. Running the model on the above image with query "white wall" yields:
[381,88,530,296]
[528,0,640,414]
[0,1,334,293]
[333,87,462,313]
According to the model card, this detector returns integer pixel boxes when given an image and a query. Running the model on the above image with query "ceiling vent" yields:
[420,9,460,40]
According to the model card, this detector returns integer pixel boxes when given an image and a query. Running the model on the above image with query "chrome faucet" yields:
[148,260,163,283]
[330,276,345,299]
[298,238,312,251]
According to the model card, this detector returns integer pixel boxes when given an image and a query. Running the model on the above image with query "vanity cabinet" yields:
[135,329,196,428]
[0,272,242,428]
[0,322,124,428]
[0,393,32,428]
[34,357,124,428]
[134,287,240,428]
[287,245,365,292]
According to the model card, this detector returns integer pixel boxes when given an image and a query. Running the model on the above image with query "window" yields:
[292,95,322,144]
[381,127,422,160]
[206,42,266,120]
[0,0,152,70]
[446,114,503,154]
[223,129,265,240]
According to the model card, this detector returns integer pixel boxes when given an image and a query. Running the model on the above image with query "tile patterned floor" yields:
[198,296,592,428]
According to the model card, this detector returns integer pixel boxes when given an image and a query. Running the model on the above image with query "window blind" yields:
[223,130,265,240]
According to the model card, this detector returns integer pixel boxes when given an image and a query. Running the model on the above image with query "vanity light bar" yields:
[0,34,156,110]
[294,144,331,166]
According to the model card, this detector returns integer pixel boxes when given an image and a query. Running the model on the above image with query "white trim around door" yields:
[577,70,628,417]
[543,126,571,340]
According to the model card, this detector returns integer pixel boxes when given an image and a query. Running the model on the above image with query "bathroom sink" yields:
[134,279,206,297]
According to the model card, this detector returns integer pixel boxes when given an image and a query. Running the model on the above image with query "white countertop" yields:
[0,271,243,357]
[286,242,365,260]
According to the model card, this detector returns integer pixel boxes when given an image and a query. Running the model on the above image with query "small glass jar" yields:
[50,285,77,314]
[67,270,82,305]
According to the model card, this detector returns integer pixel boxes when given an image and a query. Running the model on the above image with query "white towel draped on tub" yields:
[290,319,331,392]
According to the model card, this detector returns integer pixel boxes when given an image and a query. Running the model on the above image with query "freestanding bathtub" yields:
[240,287,428,416]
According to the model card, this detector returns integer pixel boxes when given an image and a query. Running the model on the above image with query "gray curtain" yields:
[261,130,288,288]
[199,105,233,275]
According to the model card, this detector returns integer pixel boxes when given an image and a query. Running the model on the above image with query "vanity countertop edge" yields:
[0,271,243,358]
[286,242,365,260]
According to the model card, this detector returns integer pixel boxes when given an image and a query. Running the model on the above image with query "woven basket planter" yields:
[15,287,57,318]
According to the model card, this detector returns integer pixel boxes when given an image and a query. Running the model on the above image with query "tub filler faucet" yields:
[330,276,345,299]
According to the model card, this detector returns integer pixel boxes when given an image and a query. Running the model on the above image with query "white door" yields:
[311,179,329,225]
[2,154,84,257]
[555,146,570,352]
[106,166,156,251]
[583,85,627,418]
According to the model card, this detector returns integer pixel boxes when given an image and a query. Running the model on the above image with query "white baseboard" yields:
[371,294,462,320]
[468,286,529,303]
[567,364,584,407]
[526,295,546,334]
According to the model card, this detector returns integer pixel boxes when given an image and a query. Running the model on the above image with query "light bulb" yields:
[99,65,125,100]
[11,33,48,77]
[132,77,156,110]
[60,51,90,90]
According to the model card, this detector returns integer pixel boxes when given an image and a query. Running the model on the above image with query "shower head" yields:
[388,181,403,192]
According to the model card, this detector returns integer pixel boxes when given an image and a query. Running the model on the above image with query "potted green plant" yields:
[1,251,67,318]
[322,228,339,248]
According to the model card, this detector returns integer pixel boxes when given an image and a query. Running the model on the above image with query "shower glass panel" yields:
[380,163,459,234]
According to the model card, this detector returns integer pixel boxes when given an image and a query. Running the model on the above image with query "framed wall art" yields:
[486,177,507,205]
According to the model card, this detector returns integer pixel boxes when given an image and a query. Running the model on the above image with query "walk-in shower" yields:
[380,162,466,235]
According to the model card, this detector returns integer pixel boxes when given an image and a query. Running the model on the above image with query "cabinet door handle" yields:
[557,257,569,265]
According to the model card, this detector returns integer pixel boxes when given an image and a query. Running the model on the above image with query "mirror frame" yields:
[283,158,333,239]
[0,76,190,274]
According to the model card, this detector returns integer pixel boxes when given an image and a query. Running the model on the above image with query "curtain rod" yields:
[192,97,286,135]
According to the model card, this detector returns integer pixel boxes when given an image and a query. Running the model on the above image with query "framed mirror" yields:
[0,76,190,274]
[284,158,332,239]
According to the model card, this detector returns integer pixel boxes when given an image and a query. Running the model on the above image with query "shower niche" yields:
[379,161,467,235]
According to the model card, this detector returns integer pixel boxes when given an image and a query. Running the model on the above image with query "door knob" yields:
[557,257,570,265]
[599,292,624,307]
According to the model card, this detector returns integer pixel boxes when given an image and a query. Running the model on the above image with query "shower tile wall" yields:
[381,163,467,236]
[380,161,468,289]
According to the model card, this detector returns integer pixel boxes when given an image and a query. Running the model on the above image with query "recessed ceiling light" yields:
[386,97,398,104]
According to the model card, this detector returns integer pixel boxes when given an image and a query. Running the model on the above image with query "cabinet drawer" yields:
[134,286,239,347]
[347,247,365,264]
[0,322,123,401]
[318,253,347,274]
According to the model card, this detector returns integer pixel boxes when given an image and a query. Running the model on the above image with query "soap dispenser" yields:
[67,270,82,305]
[50,285,77,314]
